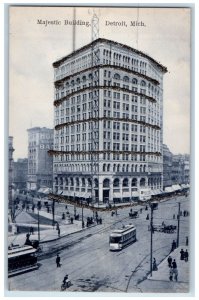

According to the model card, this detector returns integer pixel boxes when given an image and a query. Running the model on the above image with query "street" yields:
[8,195,190,292]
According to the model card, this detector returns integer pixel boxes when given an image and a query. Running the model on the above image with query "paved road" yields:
[8,195,190,292]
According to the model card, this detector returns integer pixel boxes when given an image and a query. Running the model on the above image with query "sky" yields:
[9,6,191,160]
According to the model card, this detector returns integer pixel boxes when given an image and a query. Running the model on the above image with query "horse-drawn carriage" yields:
[148,224,177,233]
[129,211,139,219]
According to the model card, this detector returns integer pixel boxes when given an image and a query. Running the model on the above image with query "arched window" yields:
[82,76,86,82]
[113,178,120,187]
[131,165,134,172]
[132,178,137,187]
[114,73,120,80]
[82,178,85,186]
[76,178,79,186]
[141,80,146,86]
[71,80,75,86]
[113,164,116,172]
[132,78,138,85]
[65,178,68,186]
[88,73,92,80]
[94,178,98,187]
[123,178,128,187]
[70,178,74,186]
[103,178,110,188]
[103,164,106,172]
[123,76,129,82]
[107,164,110,172]
[140,178,146,187]
[88,178,92,187]
[76,78,80,84]
[117,164,120,172]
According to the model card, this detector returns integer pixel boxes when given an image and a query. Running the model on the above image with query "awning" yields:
[113,192,121,197]
[164,186,174,193]
[38,187,51,194]
[172,184,181,191]
[122,192,130,197]
[131,191,139,197]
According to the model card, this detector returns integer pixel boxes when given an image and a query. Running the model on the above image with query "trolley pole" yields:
[177,202,181,247]
[150,204,154,277]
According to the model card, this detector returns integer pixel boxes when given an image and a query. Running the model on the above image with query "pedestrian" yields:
[146,214,149,220]
[56,223,59,230]
[58,228,60,238]
[70,217,73,224]
[167,256,172,268]
[56,254,61,267]
[140,208,142,214]
[173,214,175,219]
[153,258,158,271]
[180,248,184,260]
[172,259,177,269]
[183,210,186,217]
[169,267,173,281]
[186,236,189,246]
[184,249,189,262]
[173,268,178,281]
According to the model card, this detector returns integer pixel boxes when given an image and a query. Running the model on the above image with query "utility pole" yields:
[37,206,40,242]
[150,203,154,277]
[177,202,181,247]
[52,200,55,226]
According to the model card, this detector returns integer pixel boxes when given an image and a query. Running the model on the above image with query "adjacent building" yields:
[162,144,173,188]
[52,38,167,203]
[27,127,53,191]
[13,158,28,190]
[171,154,190,186]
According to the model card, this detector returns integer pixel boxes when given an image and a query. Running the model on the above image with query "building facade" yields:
[8,136,15,209]
[52,38,167,203]
[27,127,53,191]
[13,158,28,190]
[171,154,190,185]
[162,144,173,188]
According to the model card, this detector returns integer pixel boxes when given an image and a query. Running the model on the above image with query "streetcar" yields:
[8,245,38,277]
[109,224,136,251]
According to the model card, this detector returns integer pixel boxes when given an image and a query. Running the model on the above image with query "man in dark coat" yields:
[180,249,184,260]
[167,256,172,267]
[172,259,177,269]
[184,249,189,262]
[56,254,61,267]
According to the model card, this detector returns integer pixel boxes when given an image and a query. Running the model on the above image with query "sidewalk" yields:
[8,210,84,247]
[139,246,190,293]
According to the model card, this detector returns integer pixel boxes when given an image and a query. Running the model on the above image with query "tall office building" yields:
[52,38,167,203]
[27,127,53,191]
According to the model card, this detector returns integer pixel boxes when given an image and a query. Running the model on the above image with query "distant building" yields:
[13,158,28,190]
[27,127,53,191]
[163,144,173,188]
[8,136,14,209]
[171,154,190,185]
